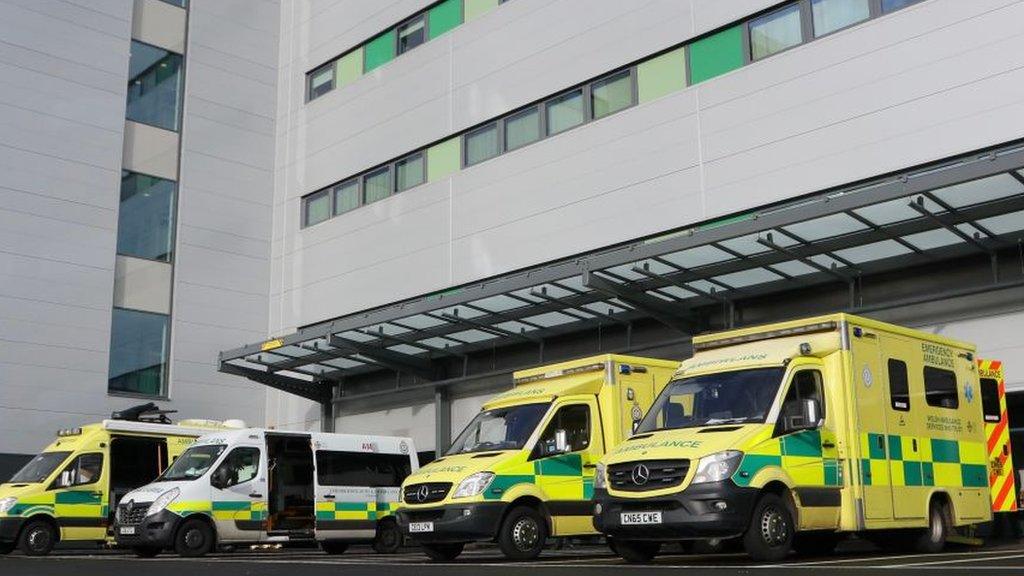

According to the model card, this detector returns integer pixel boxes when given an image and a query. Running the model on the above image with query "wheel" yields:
[497,506,548,560]
[913,501,950,554]
[743,493,794,562]
[792,531,843,557]
[614,540,661,563]
[372,520,402,554]
[421,542,464,561]
[132,546,162,558]
[17,519,57,556]
[174,518,215,557]
[320,541,349,555]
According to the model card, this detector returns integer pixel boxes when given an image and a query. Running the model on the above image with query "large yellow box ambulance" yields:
[593,314,1011,562]
[0,404,240,556]
[395,354,678,561]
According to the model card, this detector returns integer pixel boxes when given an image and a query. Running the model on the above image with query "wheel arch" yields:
[177,512,218,547]
[501,495,551,534]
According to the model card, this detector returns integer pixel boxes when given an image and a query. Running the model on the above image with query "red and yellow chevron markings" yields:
[979,359,1017,512]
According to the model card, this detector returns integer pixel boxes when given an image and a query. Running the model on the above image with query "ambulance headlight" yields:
[692,451,743,484]
[594,463,607,490]
[0,497,17,515]
[452,472,494,498]
[146,487,180,517]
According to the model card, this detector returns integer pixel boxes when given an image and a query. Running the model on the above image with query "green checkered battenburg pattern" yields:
[859,433,987,488]
[485,453,595,502]
[732,429,842,488]
[315,501,395,521]
[7,490,108,520]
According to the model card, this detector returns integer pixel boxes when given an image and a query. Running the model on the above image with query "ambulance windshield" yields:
[159,444,226,481]
[447,402,551,455]
[636,368,785,433]
[8,451,72,484]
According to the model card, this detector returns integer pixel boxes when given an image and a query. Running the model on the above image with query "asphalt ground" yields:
[5,541,1024,576]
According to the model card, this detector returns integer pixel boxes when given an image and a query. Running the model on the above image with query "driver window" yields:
[776,370,825,434]
[534,404,590,459]
[53,453,103,489]
[212,447,260,489]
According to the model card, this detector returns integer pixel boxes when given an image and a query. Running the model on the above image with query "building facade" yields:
[0,0,277,479]
[2,0,1024,478]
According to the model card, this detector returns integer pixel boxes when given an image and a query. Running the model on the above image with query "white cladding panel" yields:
[275,0,1024,332]
[333,402,437,453]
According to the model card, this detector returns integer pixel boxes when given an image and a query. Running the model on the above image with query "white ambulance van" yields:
[113,428,417,557]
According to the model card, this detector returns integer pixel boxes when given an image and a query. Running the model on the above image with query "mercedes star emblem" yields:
[417,485,431,502]
[631,464,650,486]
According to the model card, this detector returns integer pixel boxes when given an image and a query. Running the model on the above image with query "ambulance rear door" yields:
[979,359,1017,513]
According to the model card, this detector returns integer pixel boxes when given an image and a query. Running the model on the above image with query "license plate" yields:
[620,512,662,525]
[119,526,136,535]
[409,522,434,533]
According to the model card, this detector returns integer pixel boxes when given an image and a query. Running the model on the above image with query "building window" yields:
[397,15,427,54]
[303,189,331,227]
[464,123,499,166]
[749,3,804,61]
[308,63,335,101]
[363,167,391,203]
[591,69,634,119]
[108,308,169,397]
[126,40,183,131]
[333,180,360,215]
[395,153,425,191]
[811,0,870,37]
[923,366,958,409]
[504,107,540,151]
[888,358,910,411]
[545,89,584,136]
[117,171,176,262]
[881,0,922,13]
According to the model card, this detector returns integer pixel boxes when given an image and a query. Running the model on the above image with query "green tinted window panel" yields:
[427,137,460,181]
[337,48,363,87]
[429,0,463,40]
[638,47,687,104]
[688,25,744,84]
[364,30,396,73]
[464,0,498,22]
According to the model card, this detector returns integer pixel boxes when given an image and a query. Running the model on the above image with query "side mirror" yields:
[631,420,640,434]
[554,429,569,454]
[790,399,822,432]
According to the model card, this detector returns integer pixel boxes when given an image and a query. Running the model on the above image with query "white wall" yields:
[334,402,437,453]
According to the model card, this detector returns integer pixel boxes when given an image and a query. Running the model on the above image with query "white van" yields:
[112,428,417,557]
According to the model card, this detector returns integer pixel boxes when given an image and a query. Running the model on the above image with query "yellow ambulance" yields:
[395,354,678,560]
[593,314,1010,562]
[0,404,240,556]
[978,359,1016,515]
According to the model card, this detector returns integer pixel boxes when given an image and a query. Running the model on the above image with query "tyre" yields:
[132,546,162,558]
[320,541,349,555]
[174,517,215,557]
[497,506,548,561]
[743,492,795,562]
[791,531,843,557]
[913,501,950,554]
[17,519,57,556]
[614,540,661,563]
[373,520,402,554]
[421,542,465,561]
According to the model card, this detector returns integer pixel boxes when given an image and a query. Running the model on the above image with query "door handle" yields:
[249,493,263,499]
[877,436,885,451]
[912,439,918,452]
[821,442,836,449]
[583,464,597,469]
[323,494,336,500]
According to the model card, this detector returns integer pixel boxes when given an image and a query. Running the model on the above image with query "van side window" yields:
[923,366,959,409]
[888,359,910,411]
[53,453,103,489]
[315,452,412,487]
[212,447,260,488]
[777,370,825,434]
[535,404,590,458]
[981,378,1001,423]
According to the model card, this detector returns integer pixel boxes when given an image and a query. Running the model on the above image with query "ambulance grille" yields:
[609,460,690,492]
[403,482,451,504]
[117,502,149,525]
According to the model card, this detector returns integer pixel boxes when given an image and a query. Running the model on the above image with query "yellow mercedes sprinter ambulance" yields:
[0,403,239,556]
[593,314,1008,562]
[395,354,678,561]
[113,428,417,558]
